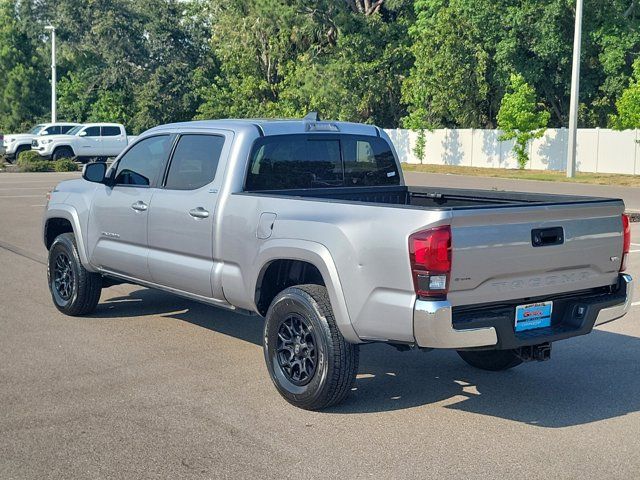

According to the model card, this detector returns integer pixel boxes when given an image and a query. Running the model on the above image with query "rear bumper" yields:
[413,273,633,349]
[594,274,634,326]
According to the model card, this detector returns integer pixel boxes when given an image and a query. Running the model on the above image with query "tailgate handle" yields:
[531,227,564,247]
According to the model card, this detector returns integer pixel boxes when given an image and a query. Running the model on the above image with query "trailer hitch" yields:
[515,342,552,362]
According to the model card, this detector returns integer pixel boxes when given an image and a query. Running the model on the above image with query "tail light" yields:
[409,225,452,297]
[621,214,631,272]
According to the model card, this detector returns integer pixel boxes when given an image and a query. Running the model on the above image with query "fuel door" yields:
[257,212,277,239]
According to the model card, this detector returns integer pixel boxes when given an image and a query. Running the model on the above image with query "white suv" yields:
[3,123,80,162]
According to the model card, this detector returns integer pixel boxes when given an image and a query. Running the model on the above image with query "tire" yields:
[13,144,30,163]
[48,232,102,316]
[457,349,523,371]
[263,284,359,410]
[52,146,74,161]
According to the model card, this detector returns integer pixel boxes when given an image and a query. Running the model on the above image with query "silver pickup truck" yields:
[43,116,634,410]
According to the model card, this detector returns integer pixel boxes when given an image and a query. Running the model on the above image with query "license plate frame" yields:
[515,301,553,332]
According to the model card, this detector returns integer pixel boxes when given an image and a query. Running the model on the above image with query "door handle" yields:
[189,207,210,219]
[131,201,148,212]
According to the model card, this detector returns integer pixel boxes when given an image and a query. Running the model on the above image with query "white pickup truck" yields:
[3,122,80,162]
[32,123,137,163]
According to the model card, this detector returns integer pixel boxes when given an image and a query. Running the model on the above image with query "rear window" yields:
[165,134,225,190]
[245,134,399,191]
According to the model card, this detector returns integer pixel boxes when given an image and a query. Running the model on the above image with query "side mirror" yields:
[82,162,107,184]
[78,131,87,137]
[41,130,49,136]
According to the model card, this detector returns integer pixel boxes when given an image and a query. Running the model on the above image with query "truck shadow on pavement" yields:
[96,287,640,428]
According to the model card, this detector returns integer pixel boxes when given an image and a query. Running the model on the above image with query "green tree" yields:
[48,0,213,133]
[610,58,640,129]
[0,0,48,131]
[196,0,307,119]
[497,73,550,169]
[402,0,498,130]
[413,129,426,162]
[401,0,640,129]
[130,0,216,132]
[198,0,412,126]
[2,0,640,134]
[279,0,413,126]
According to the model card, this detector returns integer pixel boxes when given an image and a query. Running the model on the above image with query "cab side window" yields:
[101,126,121,137]
[113,135,171,187]
[44,126,60,135]
[83,126,100,137]
[164,135,225,190]
[60,125,75,134]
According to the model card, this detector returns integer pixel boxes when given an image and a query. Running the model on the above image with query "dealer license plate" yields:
[515,301,553,332]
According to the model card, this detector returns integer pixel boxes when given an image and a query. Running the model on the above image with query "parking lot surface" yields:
[1,172,640,479]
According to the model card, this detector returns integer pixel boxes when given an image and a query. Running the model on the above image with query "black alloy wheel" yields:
[52,251,75,302]
[276,314,317,386]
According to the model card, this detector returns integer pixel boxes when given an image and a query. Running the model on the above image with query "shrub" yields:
[17,149,41,163]
[53,159,79,172]
[610,59,640,130]
[413,130,426,163]
[16,150,52,172]
[18,159,52,172]
[497,73,550,169]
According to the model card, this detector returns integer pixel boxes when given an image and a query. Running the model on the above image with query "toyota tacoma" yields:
[43,116,634,410]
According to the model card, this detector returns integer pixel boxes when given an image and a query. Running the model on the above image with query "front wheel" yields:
[13,145,30,163]
[52,146,74,161]
[263,284,359,410]
[48,232,102,316]
[457,349,523,371]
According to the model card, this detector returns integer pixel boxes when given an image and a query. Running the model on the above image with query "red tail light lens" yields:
[621,214,631,272]
[409,225,452,297]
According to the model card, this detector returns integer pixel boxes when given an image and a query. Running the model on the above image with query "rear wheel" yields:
[263,284,359,410]
[52,146,74,161]
[457,349,523,371]
[48,232,102,316]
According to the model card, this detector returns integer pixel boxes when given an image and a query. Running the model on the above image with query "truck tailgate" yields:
[447,200,625,307]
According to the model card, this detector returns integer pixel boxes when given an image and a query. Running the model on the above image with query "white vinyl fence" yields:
[384,128,640,175]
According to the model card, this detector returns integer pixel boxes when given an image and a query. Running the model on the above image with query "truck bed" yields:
[252,185,618,210]
[242,184,625,310]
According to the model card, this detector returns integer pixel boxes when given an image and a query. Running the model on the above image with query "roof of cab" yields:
[144,118,380,137]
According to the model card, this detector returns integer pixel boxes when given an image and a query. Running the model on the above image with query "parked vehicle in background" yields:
[43,116,633,410]
[32,123,137,163]
[3,123,81,162]
[0,133,5,157]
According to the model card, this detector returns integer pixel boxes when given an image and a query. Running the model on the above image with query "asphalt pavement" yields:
[1,172,640,479]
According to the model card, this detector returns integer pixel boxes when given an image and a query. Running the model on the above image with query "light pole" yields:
[45,25,56,123]
[566,0,583,178]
